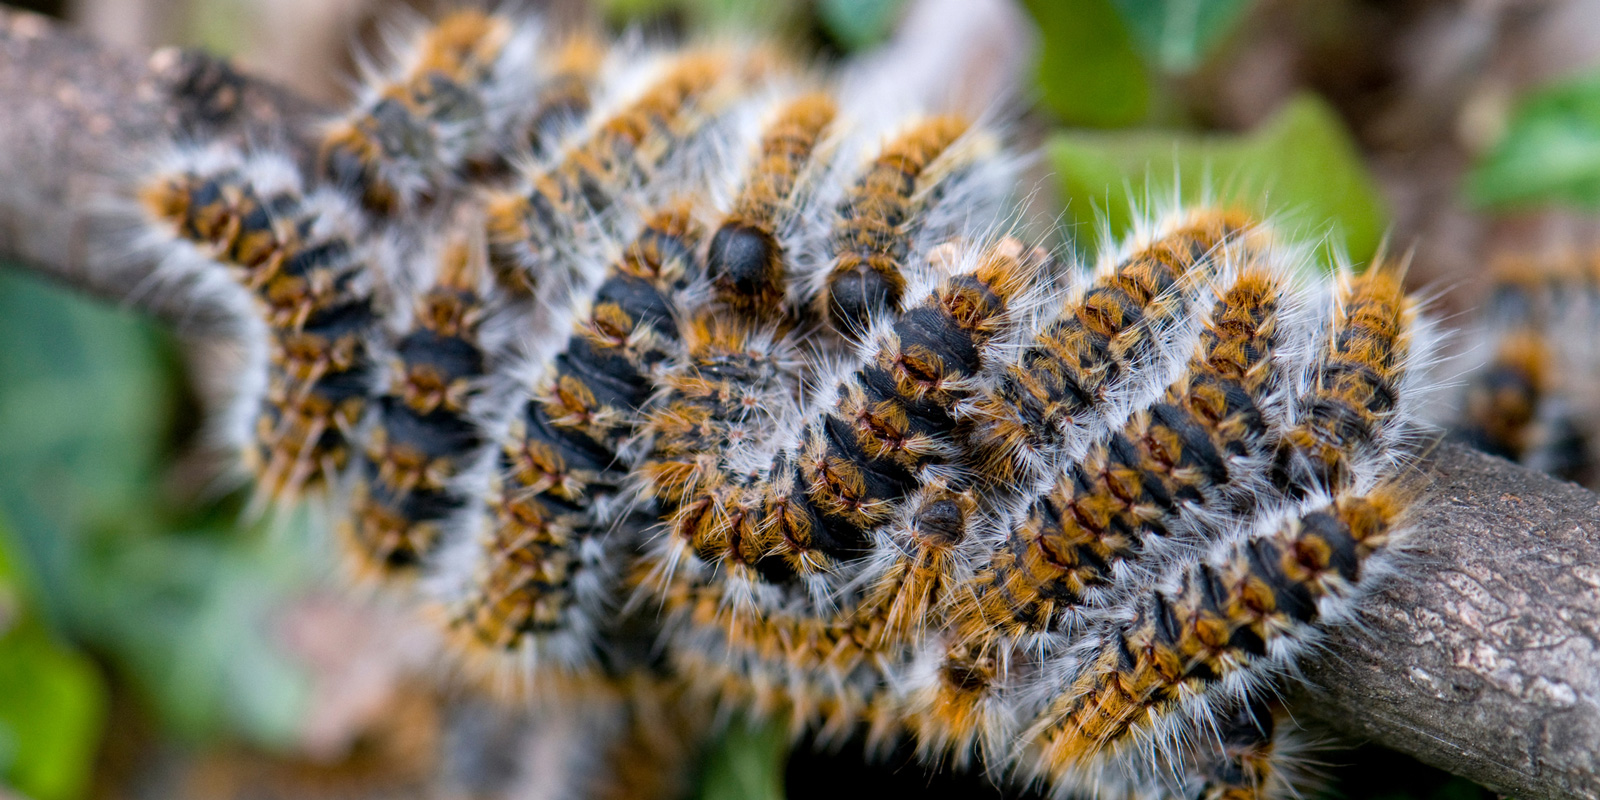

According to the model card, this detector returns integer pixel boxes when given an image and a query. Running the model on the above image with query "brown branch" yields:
[1299,443,1600,800]
[0,7,325,328]
[0,9,1596,799]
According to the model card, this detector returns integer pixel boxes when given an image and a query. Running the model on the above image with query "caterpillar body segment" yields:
[346,236,497,579]
[139,149,384,504]
[959,208,1259,497]
[1273,259,1437,496]
[819,116,1016,341]
[319,10,544,215]
[523,32,610,158]
[1019,483,1413,788]
[484,49,761,302]
[707,92,842,321]
[443,205,704,671]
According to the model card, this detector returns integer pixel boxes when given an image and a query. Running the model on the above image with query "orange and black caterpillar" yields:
[484,51,747,299]
[821,116,972,338]
[140,151,381,503]
[907,257,1302,760]
[963,265,1295,640]
[1273,259,1424,496]
[655,241,1039,593]
[347,238,494,576]
[1020,484,1412,792]
[449,205,701,664]
[960,209,1255,495]
[124,10,1459,800]
[633,94,841,523]
[319,9,537,214]
[522,32,609,158]
[705,92,840,320]
[1449,255,1595,485]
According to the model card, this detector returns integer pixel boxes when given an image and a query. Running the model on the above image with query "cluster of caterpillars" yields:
[134,9,1443,800]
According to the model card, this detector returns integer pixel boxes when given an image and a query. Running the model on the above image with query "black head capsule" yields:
[707,222,782,314]
[826,263,897,337]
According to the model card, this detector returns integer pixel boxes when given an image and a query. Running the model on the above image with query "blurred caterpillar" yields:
[139,148,383,507]
[1449,254,1596,485]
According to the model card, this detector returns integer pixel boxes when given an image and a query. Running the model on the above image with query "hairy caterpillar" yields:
[118,8,1457,799]
[139,149,383,506]
[1449,254,1597,485]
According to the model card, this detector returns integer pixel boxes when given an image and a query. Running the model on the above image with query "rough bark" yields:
[1300,443,1600,800]
[0,7,325,329]
[0,9,1596,800]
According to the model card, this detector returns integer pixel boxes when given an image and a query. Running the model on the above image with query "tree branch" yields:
[1300,443,1600,800]
[0,10,1596,799]
[0,7,325,328]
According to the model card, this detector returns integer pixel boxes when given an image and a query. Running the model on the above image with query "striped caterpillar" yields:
[125,8,1454,799]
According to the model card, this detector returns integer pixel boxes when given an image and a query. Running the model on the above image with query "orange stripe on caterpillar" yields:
[1022,485,1411,778]
[822,116,971,338]
[708,93,840,319]
[346,238,492,577]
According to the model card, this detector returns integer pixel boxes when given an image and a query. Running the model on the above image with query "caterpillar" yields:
[440,203,701,678]
[139,148,383,506]
[1273,258,1434,496]
[1019,481,1417,795]
[484,49,759,301]
[116,8,1461,800]
[345,233,497,579]
[910,250,1312,760]
[1449,254,1596,485]
[319,9,541,214]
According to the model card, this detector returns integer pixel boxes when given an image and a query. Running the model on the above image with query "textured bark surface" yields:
[0,9,1597,799]
[0,7,324,328]
[1302,443,1600,800]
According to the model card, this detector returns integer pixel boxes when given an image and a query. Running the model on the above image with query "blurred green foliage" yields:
[1468,71,1600,209]
[596,0,908,51]
[1109,0,1253,73]
[0,269,320,796]
[1050,94,1388,264]
[695,720,789,800]
[1026,0,1152,127]
[0,518,105,800]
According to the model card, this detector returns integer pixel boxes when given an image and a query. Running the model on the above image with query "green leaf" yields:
[695,719,788,800]
[817,0,906,51]
[1108,0,1255,73]
[0,516,107,800]
[1467,72,1600,209]
[0,270,171,630]
[1025,0,1151,127]
[0,272,312,747]
[597,0,806,33]
[1049,93,1388,263]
